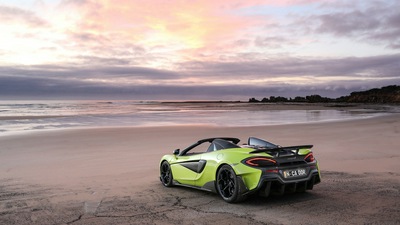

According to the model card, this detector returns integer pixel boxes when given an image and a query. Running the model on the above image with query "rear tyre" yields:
[216,165,245,203]
[160,161,173,187]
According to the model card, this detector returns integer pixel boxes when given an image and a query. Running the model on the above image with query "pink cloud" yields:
[57,0,334,63]
[62,0,270,49]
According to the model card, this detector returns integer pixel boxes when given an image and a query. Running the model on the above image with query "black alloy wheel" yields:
[216,165,242,203]
[160,161,173,187]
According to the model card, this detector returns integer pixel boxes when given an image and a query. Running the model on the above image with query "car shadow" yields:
[243,191,322,206]
[162,184,322,206]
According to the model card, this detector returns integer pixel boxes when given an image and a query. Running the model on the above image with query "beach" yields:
[0,113,399,224]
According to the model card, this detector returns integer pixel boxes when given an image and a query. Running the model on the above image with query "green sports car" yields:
[159,137,321,203]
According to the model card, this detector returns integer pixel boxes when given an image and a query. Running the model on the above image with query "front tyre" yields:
[160,161,173,187]
[216,165,245,203]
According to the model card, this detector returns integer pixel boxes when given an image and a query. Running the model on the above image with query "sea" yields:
[0,100,397,136]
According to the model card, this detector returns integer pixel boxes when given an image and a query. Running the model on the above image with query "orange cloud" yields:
[65,0,265,51]
[56,0,335,67]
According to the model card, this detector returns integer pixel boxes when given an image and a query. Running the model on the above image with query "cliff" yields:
[249,85,400,104]
[344,85,400,103]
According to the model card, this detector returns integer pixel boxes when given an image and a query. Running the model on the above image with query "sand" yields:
[0,114,399,224]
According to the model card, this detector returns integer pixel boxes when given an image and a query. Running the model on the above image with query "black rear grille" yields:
[258,173,320,197]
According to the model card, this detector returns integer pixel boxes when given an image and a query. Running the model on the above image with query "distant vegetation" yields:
[249,85,400,104]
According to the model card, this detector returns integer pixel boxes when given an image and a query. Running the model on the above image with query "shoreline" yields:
[0,109,397,137]
[0,115,68,121]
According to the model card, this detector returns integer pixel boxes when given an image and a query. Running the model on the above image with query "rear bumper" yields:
[240,166,321,197]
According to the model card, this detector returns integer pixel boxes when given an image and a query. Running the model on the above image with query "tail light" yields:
[304,153,315,162]
[244,157,276,167]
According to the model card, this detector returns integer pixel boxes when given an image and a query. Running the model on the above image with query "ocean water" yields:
[0,100,394,135]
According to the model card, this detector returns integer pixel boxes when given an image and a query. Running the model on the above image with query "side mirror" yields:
[173,149,180,155]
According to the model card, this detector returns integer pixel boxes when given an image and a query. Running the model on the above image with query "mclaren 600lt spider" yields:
[159,137,321,203]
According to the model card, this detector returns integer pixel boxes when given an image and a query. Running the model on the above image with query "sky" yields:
[0,0,399,100]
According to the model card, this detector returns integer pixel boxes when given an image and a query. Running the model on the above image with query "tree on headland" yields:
[305,95,331,103]
[249,97,260,102]
[293,96,307,102]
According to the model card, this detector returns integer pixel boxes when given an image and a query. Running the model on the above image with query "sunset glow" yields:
[0,0,399,99]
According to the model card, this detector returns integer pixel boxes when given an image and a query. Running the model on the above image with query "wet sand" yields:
[1,114,399,224]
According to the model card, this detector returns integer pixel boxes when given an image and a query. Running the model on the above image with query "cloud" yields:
[308,0,400,49]
[61,0,264,50]
[1,73,398,100]
[1,53,398,99]
[52,1,269,68]
[0,5,47,27]
[254,36,294,48]
[3,53,399,82]
[180,54,400,79]
[0,64,183,86]
[315,11,379,35]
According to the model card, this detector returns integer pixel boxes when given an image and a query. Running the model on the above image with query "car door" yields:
[171,154,203,186]
[170,142,210,186]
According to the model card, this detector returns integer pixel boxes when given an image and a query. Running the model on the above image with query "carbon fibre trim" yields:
[179,159,207,173]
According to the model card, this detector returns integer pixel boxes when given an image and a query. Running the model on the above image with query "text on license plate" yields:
[283,168,307,178]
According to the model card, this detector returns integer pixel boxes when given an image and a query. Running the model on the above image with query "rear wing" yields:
[249,145,313,155]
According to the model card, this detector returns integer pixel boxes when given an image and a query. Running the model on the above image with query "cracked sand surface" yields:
[1,171,399,225]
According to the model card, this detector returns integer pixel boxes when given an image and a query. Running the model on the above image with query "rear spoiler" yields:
[250,145,313,154]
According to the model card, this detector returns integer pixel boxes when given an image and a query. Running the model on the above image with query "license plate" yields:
[283,168,307,178]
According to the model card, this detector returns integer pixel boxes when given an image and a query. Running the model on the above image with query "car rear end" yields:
[242,148,321,197]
